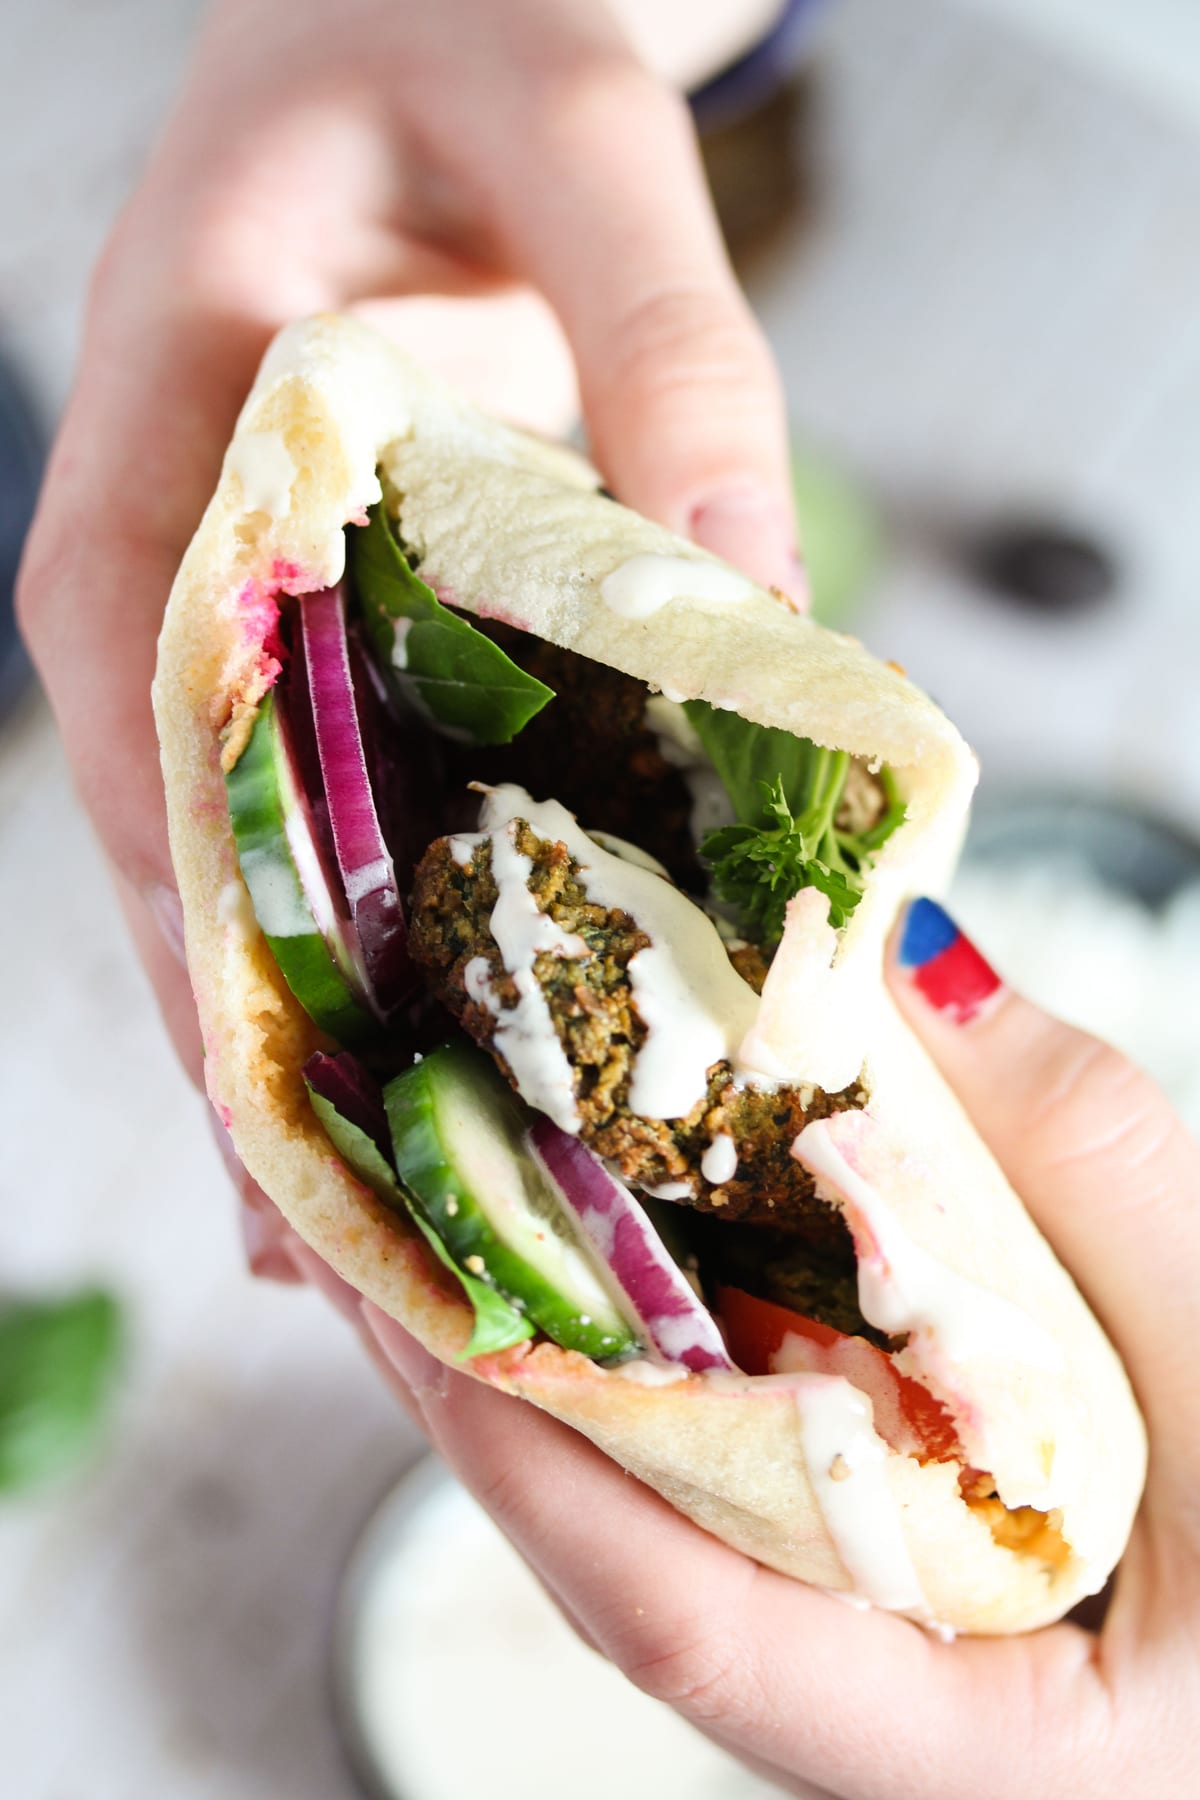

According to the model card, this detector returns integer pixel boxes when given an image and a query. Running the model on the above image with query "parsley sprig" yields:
[684,704,906,943]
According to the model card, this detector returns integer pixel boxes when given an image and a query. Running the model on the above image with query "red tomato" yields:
[716,1285,959,1462]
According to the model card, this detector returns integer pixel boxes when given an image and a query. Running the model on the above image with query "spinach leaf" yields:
[0,1290,123,1494]
[404,1211,536,1360]
[682,703,826,829]
[684,702,906,942]
[350,502,553,746]
[308,1084,402,1203]
[306,1078,534,1359]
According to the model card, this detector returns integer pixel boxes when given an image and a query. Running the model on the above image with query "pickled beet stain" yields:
[236,562,314,691]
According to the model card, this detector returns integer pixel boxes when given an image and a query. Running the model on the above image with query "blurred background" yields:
[2,0,1199,1794]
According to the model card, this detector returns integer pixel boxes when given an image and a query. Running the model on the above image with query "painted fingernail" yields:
[897,898,1002,1024]
[145,883,187,967]
[689,486,802,594]
[361,1301,449,1401]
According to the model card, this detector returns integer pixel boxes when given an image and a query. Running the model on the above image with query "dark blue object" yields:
[689,0,830,132]
[897,896,959,969]
[0,345,44,724]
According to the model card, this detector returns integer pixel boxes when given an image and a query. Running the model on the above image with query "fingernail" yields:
[688,486,803,596]
[241,1201,305,1284]
[145,883,187,967]
[361,1301,449,1401]
[897,898,1003,1025]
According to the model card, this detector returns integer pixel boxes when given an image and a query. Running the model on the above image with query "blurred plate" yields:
[952,793,1200,1134]
[333,1456,788,1800]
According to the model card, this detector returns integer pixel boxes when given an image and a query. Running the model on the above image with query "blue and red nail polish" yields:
[897,898,1002,1024]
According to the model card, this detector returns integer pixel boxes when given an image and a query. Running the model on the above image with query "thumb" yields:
[487,60,801,596]
[887,897,1200,1492]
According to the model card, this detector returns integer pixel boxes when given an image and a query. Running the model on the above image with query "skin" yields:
[356,952,1200,1798]
[17,0,799,1098]
[17,1,1200,1790]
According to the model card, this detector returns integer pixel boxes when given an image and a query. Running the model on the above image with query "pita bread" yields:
[154,314,1145,1635]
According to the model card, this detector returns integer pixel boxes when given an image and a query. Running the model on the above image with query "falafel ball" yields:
[409,818,865,1232]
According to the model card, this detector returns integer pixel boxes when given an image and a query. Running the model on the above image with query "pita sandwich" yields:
[154,313,1145,1635]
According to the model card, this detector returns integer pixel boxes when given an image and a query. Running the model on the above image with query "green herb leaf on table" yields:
[684,702,906,942]
[0,1290,123,1495]
[306,1080,534,1359]
[350,502,553,746]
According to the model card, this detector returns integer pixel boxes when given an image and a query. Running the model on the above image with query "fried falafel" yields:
[409,820,866,1232]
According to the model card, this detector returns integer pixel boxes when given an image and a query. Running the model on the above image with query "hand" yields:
[17,0,797,1145]
[355,906,1200,1799]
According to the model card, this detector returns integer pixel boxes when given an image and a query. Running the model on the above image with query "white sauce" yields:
[227,429,296,520]
[217,878,258,941]
[478,786,763,1120]
[587,831,670,877]
[461,823,588,1133]
[639,1180,695,1200]
[794,1118,1065,1371]
[700,1132,738,1185]
[346,1474,785,1800]
[793,1376,929,1617]
[738,886,870,1096]
[391,617,414,671]
[344,856,392,908]
[600,553,756,621]
[611,1358,689,1387]
[448,834,477,867]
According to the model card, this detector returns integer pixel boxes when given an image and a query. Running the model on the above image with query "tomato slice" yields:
[716,1285,959,1462]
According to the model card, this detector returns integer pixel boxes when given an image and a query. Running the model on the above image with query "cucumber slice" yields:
[225,690,375,1041]
[384,1045,640,1360]
[304,1070,534,1358]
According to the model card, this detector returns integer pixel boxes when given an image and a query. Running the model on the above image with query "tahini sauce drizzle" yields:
[700,1132,738,1185]
[477,785,762,1120]
[793,1376,929,1617]
[600,553,756,621]
[794,1118,1065,1371]
[457,820,588,1134]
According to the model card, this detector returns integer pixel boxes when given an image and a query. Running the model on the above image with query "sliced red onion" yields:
[303,1050,392,1165]
[300,583,412,1019]
[528,1117,735,1373]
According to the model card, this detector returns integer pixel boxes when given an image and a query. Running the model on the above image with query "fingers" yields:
[18,244,276,1062]
[888,898,1200,1480]
[19,289,266,882]
[481,56,799,595]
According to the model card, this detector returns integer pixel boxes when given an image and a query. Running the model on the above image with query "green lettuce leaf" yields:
[682,703,828,829]
[684,702,906,942]
[404,1211,536,1361]
[306,1079,534,1359]
[350,501,553,745]
[0,1290,123,1494]
[307,1085,401,1202]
